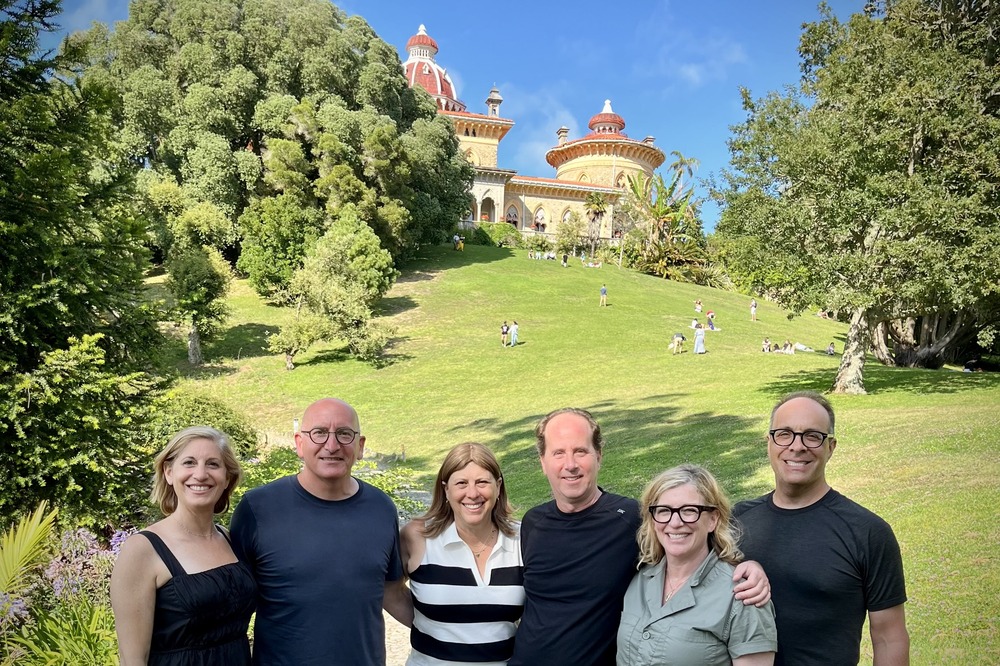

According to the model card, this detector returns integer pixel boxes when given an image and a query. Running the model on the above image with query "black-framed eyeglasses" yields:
[769,428,830,449]
[302,427,360,446]
[648,504,716,524]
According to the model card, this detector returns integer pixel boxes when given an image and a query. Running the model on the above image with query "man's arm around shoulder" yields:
[383,578,413,628]
[870,604,909,666]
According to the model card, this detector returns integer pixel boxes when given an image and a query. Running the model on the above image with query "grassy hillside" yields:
[169,244,999,663]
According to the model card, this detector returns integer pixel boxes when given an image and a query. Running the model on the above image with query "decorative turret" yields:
[402,25,466,112]
[486,86,504,117]
[545,99,664,186]
[588,99,626,134]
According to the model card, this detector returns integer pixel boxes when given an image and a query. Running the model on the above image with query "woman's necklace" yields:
[468,527,497,558]
[663,574,689,602]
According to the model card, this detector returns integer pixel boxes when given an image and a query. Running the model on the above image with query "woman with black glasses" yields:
[616,465,777,665]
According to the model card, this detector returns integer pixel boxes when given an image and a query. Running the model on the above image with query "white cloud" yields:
[630,1,748,90]
[495,82,580,177]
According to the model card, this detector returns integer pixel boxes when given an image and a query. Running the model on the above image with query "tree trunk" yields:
[285,352,295,371]
[187,326,203,365]
[832,308,870,394]
[871,320,894,365]
[892,317,919,366]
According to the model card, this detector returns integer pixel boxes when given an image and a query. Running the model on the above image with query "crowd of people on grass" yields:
[111,392,909,665]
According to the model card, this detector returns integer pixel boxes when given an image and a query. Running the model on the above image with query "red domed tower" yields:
[402,25,466,112]
[545,100,664,188]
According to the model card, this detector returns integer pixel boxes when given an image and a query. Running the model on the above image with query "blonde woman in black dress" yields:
[111,427,255,665]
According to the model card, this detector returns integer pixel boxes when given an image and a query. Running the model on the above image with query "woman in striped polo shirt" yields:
[401,443,525,665]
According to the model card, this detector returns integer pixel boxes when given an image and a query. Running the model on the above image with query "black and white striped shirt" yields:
[407,522,525,665]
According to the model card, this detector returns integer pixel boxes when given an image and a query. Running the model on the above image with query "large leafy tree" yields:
[715,0,1000,393]
[79,0,473,278]
[0,0,162,524]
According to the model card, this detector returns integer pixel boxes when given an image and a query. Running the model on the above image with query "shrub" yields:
[477,222,522,248]
[142,387,260,459]
[463,225,494,246]
[524,235,552,254]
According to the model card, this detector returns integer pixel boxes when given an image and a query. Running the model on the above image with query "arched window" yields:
[616,173,628,189]
[533,207,547,232]
[506,205,519,226]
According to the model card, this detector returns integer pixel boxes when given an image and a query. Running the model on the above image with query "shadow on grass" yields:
[447,397,771,508]
[762,364,1000,397]
[296,348,353,366]
[206,322,280,360]
[377,295,419,317]
[176,363,238,380]
[399,244,517,279]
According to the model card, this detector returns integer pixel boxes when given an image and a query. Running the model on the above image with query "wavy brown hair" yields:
[419,442,515,539]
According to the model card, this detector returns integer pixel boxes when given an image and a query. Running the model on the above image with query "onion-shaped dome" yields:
[402,24,465,112]
[405,24,438,56]
[588,99,625,134]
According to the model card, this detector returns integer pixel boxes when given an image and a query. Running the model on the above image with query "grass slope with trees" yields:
[173,244,998,664]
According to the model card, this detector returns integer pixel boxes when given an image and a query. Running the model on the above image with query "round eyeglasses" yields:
[648,504,716,524]
[768,428,830,449]
[302,427,359,446]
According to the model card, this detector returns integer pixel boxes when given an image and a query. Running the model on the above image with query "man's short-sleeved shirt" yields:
[733,489,906,665]
[230,475,402,665]
[509,491,640,666]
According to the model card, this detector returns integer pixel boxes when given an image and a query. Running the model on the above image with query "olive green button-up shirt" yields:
[616,552,777,665]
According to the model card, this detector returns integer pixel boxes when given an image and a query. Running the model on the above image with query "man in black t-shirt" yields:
[734,391,910,665]
[509,408,770,666]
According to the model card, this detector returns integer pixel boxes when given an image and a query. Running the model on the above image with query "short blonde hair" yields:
[151,426,243,516]
[636,464,743,566]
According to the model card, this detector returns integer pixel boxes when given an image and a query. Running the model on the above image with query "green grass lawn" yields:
[170,244,999,663]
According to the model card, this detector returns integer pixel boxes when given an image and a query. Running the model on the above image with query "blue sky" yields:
[53,0,864,229]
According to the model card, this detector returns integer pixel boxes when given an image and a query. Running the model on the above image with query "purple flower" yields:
[0,592,29,626]
[110,528,137,556]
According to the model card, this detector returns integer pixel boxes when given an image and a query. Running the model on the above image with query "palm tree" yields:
[667,150,700,191]
[584,192,608,257]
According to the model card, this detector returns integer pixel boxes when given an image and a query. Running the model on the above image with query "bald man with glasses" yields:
[733,391,910,665]
[231,398,412,665]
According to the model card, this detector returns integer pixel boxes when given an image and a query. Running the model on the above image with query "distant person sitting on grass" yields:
[826,342,836,356]
[694,299,703,313]
[762,337,772,352]
[782,340,793,354]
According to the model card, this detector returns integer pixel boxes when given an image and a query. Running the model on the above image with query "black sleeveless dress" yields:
[141,529,256,665]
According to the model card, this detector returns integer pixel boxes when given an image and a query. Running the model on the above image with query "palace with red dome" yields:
[401,25,664,235]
